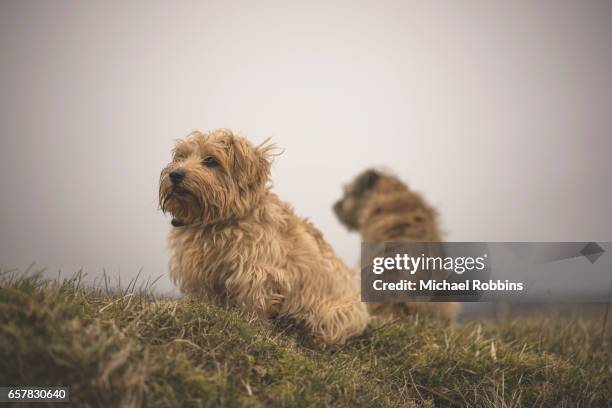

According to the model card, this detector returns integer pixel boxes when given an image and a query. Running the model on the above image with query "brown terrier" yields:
[333,169,459,322]
[159,129,370,345]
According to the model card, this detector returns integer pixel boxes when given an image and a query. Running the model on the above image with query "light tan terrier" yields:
[333,169,459,322]
[159,129,369,345]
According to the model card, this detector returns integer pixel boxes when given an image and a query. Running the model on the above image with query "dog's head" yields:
[159,129,275,226]
[333,169,383,230]
[333,169,409,230]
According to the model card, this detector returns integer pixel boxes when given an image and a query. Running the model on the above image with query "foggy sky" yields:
[1,0,611,294]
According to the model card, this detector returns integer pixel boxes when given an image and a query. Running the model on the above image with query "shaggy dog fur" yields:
[333,169,459,322]
[159,129,369,345]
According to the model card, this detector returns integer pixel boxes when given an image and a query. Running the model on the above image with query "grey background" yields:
[1,1,611,294]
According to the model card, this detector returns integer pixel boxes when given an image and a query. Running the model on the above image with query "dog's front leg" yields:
[224,266,285,319]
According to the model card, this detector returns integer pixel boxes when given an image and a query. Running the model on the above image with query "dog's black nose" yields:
[169,169,185,184]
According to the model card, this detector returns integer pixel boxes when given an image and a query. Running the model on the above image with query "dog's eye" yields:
[201,156,219,167]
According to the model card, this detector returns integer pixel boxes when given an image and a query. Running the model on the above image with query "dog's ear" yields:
[228,136,272,189]
[356,169,381,192]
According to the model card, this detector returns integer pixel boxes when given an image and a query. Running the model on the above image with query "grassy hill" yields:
[1,269,610,407]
